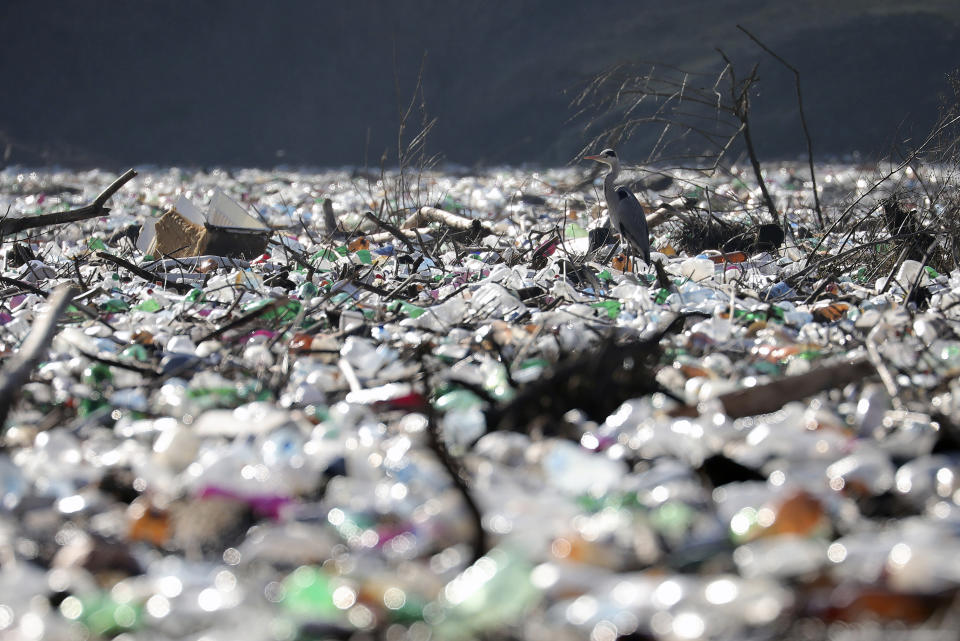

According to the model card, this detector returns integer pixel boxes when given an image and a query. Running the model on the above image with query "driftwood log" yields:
[401,206,491,232]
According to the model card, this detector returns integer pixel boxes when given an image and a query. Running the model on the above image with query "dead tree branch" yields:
[0,284,78,428]
[364,211,419,253]
[402,206,490,232]
[96,251,194,294]
[737,25,823,228]
[717,50,778,225]
[0,169,136,236]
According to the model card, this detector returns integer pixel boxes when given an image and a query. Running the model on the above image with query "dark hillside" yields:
[1,0,958,167]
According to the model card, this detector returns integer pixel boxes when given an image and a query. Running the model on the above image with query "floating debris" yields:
[0,161,959,640]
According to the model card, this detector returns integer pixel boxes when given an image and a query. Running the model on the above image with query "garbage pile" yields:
[1,163,960,640]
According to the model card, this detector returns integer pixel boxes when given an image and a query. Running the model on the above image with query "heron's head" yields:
[584,148,618,168]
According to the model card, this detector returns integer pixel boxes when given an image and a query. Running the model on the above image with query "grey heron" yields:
[585,149,651,264]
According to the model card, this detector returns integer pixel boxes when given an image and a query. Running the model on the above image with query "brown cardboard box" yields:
[140,190,270,259]
[148,208,269,258]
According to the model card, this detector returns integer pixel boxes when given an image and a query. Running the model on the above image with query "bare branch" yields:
[0,284,78,427]
[0,169,136,236]
[737,25,823,227]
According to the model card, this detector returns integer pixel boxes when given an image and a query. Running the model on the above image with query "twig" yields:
[717,51,778,224]
[79,350,159,377]
[0,275,47,297]
[801,276,834,305]
[321,198,342,237]
[438,283,470,304]
[802,112,960,268]
[878,244,911,295]
[364,211,418,253]
[0,276,118,332]
[266,238,315,273]
[737,25,823,227]
[419,363,487,564]
[865,328,900,404]
[96,251,194,294]
[905,238,938,304]
[196,297,288,344]
[414,227,443,270]
[351,278,396,299]
[786,230,942,287]
[385,272,421,301]
[72,257,87,290]
[0,284,78,428]
[0,169,137,236]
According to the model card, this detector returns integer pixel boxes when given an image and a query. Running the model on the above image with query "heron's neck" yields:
[603,163,620,207]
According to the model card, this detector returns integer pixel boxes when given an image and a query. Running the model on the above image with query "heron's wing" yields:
[615,187,651,262]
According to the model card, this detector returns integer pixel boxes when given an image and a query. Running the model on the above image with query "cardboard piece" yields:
[139,190,270,259]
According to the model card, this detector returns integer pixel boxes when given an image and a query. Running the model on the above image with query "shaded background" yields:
[1,0,959,168]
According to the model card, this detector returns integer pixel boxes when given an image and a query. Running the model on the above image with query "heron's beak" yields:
[584,155,601,162]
